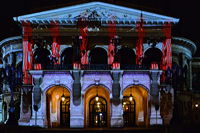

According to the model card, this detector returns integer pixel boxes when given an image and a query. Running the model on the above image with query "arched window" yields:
[117,47,136,69]
[89,47,108,69]
[89,96,107,127]
[33,48,51,69]
[61,47,73,69]
[89,47,107,64]
[143,48,162,69]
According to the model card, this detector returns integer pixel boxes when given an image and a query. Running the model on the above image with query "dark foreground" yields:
[0,124,199,133]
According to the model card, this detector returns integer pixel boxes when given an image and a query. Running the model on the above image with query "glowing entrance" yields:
[89,96,107,127]
[84,85,110,127]
[60,97,70,127]
[123,85,148,127]
[123,96,136,127]
[46,86,70,127]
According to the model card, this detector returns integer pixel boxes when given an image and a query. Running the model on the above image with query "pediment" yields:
[14,2,179,25]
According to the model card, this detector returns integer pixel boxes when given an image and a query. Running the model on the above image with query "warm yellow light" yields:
[95,96,99,101]
[123,102,126,105]
[61,96,65,102]
[129,96,133,101]
[97,102,101,105]
[195,103,199,108]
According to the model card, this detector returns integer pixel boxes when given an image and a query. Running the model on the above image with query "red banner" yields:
[108,21,116,65]
[136,16,144,65]
[50,22,60,64]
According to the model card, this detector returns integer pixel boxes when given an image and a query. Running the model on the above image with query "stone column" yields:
[110,71,123,127]
[29,70,45,127]
[110,101,123,127]
[189,60,192,90]
[70,97,84,128]
[70,70,84,128]
[150,70,163,125]
[9,53,13,65]
[18,85,32,125]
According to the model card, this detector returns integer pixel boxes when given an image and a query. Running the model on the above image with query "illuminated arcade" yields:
[0,1,199,128]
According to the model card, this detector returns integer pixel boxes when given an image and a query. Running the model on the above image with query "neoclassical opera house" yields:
[0,1,198,128]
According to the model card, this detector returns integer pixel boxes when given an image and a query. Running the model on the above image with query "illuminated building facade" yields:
[0,1,199,128]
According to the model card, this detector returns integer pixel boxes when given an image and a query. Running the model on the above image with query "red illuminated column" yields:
[108,22,116,65]
[136,18,144,65]
[80,26,88,65]
[161,23,172,70]
[50,22,60,65]
[161,23,172,82]
[22,22,33,84]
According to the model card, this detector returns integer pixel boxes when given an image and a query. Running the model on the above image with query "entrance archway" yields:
[122,96,136,127]
[123,85,148,127]
[89,96,107,127]
[46,86,70,127]
[84,85,110,127]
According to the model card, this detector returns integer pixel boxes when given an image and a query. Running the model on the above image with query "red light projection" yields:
[161,23,172,71]
[22,22,33,84]
[50,22,60,65]
[136,14,144,65]
[161,23,172,82]
[80,26,88,65]
[108,21,116,65]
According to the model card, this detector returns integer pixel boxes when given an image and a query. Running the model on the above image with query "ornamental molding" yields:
[13,2,179,25]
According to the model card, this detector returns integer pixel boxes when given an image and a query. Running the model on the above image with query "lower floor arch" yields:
[122,85,149,127]
[84,85,110,128]
[46,85,71,127]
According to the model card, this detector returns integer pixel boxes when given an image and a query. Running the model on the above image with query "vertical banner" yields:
[80,23,88,65]
[136,14,144,65]
[108,21,116,65]
[161,22,172,82]
[50,22,60,65]
[22,22,33,84]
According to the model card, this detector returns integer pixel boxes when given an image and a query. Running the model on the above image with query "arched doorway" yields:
[123,85,148,127]
[60,96,70,127]
[46,86,70,127]
[122,96,136,127]
[84,85,110,127]
[61,47,73,69]
[143,48,162,69]
[117,47,136,69]
[89,96,107,127]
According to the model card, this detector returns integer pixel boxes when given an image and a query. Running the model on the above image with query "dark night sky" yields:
[0,0,199,56]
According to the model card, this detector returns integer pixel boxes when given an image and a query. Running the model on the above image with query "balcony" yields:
[33,63,149,71]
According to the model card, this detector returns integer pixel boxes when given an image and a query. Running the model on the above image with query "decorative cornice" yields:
[172,37,197,55]
[13,2,179,25]
[0,36,22,48]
